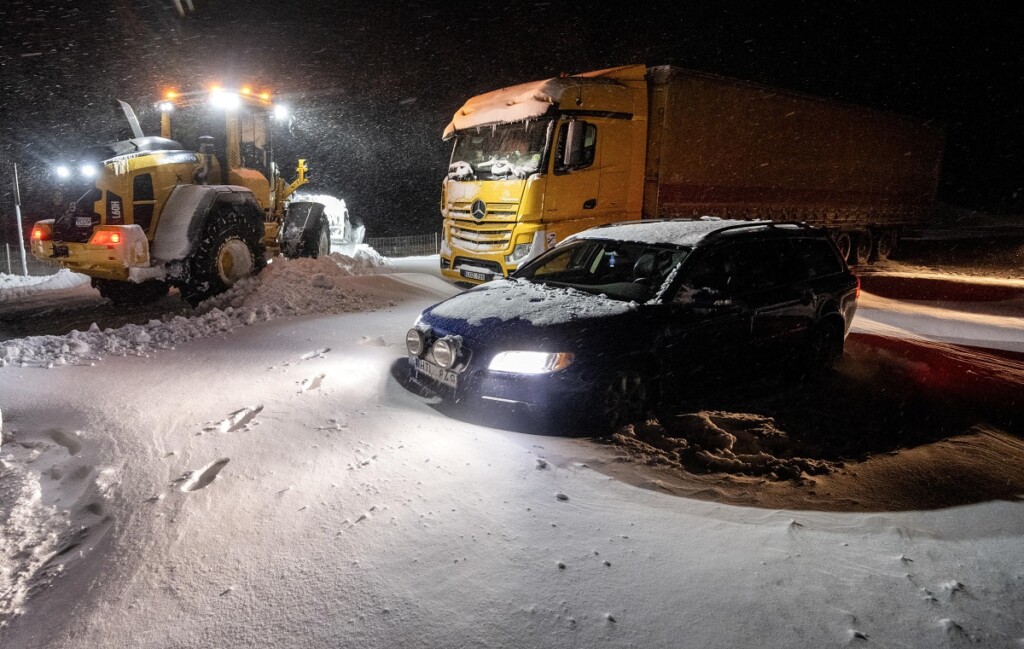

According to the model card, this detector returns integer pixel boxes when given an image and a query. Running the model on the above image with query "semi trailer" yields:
[439,64,944,284]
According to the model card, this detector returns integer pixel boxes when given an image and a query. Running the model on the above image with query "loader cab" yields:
[157,88,283,213]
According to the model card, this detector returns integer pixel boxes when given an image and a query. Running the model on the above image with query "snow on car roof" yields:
[565,217,776,248]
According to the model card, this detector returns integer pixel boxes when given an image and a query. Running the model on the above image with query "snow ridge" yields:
[0,251,391,369]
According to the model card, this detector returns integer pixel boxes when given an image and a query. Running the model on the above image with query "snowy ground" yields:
[1,253,1023,647]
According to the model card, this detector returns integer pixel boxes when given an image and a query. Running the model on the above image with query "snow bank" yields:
[0,252,392,368]
[0,270,89,301]
[289,192,365,245]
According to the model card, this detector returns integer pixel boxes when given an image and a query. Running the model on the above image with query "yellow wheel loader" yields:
[30,86,331,306]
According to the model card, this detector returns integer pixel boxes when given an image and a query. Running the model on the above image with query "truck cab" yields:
[440,65,649,284]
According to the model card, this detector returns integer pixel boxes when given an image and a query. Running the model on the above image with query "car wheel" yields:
[805,321,845,378]
[597,368,648,431]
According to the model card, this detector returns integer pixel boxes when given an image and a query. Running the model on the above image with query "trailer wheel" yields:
[851,232,871,266]
[873,230,897,261]
[281,201,330,259]
[833,232,852,262]
[180,208,265,307]
[93,278,169,306]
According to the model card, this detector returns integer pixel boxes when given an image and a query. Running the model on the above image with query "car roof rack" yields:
[698,220,818,243]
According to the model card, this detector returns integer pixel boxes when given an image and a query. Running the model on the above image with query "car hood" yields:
[421,279,647,350]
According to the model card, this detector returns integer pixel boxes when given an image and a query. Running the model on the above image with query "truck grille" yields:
[447,200,519,253]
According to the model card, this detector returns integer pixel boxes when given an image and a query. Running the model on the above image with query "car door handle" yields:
[583,199,597,209]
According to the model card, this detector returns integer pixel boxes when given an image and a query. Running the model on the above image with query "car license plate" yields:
[413,357,457,389]
[76,216,92,228]
[461,269,488,282]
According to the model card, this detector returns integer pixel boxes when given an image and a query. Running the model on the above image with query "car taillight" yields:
[90,229,122,246]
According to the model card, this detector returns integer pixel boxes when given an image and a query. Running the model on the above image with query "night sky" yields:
[1,0,1021,239]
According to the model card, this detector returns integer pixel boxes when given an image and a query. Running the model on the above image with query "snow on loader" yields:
[30,87,332,306]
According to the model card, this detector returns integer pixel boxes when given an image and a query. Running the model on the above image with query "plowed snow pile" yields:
[0,251,391,368]
[0,270,89,301]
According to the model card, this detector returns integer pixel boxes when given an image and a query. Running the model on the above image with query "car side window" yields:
[674,246,736,301]
[792,237,844,279]
[727,239,795,292]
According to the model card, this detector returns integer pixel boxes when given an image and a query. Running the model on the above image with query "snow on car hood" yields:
[426,278,639,327]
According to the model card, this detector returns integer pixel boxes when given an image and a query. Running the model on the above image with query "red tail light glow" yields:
[855,275,861,299]
[90,229,122,246]
[31,226,50,241]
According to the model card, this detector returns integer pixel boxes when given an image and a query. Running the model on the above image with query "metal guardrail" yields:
[365,233,440,258]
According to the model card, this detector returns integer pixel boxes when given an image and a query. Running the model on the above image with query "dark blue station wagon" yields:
[406,218,860,430]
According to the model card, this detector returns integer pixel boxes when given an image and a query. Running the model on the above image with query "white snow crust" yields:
[1,257,1023,648]
[0,270,89,301]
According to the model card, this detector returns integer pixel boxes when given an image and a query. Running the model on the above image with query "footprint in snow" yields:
[204,405,263,433]
[300,347,331,360]
[299,374,326,392]
[179,458,230,492]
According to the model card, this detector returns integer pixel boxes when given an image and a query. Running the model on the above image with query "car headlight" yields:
[431,337,460,369]
[488,351,574,374]
[406,328,425,356]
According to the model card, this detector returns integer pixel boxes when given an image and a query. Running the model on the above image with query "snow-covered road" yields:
[2,259,1023,647]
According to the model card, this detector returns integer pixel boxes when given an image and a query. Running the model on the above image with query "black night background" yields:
[1,0,1022,239]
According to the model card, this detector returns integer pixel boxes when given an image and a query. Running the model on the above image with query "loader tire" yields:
[93,278,169,306]
[281,202,330,259]
[180,208,265,307]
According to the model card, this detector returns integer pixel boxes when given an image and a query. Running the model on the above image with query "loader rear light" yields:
[90,229,123,246]
[32,225,52,241]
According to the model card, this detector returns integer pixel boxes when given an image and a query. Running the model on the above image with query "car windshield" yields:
[448,119,552,181]
[513,239,690,302]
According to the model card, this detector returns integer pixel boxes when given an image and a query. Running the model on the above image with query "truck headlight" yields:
[505,243,533,265]
[488,351,574,375]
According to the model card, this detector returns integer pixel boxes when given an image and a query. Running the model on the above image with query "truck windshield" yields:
[513,239,690,303]
[448,119,551,181]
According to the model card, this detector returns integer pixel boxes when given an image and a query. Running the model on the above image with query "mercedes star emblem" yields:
[471,199,487,220]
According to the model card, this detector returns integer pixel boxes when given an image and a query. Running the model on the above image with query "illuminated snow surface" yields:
[1,254,1023,648]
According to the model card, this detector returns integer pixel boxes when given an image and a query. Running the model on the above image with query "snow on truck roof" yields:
[565,218,777,248]
[443,65,645,138]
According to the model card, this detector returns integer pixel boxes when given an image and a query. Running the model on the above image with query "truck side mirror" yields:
[563,120,585,167]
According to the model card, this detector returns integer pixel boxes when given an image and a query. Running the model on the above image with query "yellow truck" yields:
[439,64,944,284]
[30,87,331,305]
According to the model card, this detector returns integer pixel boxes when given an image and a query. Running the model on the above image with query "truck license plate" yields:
[413,357,457,389]
[76,216,92,228]
[461,270,488,281]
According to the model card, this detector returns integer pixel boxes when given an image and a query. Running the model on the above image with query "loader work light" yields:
[158,101,174,113]
[55,165,71,179]
[79,164,97,178]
